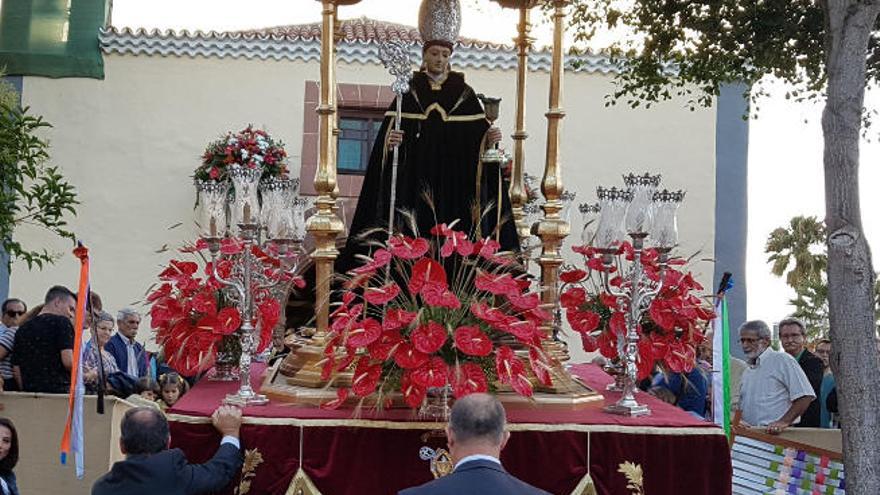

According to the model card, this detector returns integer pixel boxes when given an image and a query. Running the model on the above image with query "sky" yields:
[112,0,880,328]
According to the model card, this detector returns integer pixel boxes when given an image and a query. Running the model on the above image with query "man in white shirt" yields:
[399,393,550,495]
[737,320,815,434]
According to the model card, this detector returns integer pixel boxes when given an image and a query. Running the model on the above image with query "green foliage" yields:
[564,1,855,110]
[0,98,79,271]
[765,215,880,337]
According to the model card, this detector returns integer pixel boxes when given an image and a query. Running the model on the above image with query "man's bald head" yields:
[448,393,506,446]
[120,407,169,455]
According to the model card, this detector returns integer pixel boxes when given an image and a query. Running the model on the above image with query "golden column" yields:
[307,0,361,336]
[533,0,570,309]
[500,0,539,242]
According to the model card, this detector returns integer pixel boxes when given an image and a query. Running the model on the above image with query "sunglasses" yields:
[4,310,24,317]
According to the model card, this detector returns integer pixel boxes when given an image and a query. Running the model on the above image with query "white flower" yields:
[240,149,249,159]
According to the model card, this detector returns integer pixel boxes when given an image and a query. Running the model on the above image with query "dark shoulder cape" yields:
[337,71,519,274]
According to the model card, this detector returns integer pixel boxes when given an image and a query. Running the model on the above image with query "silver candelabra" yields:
[195,168,306,406]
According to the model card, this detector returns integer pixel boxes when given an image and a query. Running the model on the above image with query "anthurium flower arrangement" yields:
[321,224,556,410]
[195,125,288,182]
[149,237,303,376]
[559,242,714,380]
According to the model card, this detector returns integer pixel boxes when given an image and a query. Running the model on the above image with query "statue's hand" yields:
[387,130,405,150]
[485,127,502,146]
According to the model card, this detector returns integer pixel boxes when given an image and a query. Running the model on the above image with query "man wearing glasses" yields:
[777,317,825,427]
[737,320,815,435]
[0,298,26,391]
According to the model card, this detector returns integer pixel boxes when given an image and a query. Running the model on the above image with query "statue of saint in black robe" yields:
[337,70,519,274]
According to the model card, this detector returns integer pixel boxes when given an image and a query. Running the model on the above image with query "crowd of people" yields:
[634,312,859,435]
[0,287,189,408]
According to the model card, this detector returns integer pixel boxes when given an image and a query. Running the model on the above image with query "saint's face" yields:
[423,45,451,76]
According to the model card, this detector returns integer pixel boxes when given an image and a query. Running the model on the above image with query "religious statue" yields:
[337,0,519,274]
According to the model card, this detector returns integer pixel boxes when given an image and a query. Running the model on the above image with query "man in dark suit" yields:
[778,317,824,427]
[104,307,147,378]
[399,393,550,495]
[92,405,243,495]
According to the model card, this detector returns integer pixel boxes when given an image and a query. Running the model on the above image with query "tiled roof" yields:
[239,17,511,51]
[100,17,618,74]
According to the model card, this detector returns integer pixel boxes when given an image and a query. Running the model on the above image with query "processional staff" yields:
[378,41,414,244]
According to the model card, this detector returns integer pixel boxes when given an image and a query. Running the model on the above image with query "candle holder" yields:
[591,173,684,416]
[477,94,509,165]
[195,167,307,407]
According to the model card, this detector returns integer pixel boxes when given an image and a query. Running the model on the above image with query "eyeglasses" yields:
[4,310,24,318]
[739,337,761,344]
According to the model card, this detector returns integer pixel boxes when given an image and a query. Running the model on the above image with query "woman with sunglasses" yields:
[0,299,26,392]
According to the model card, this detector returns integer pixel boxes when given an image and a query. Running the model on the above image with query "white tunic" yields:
[739,347,815,426]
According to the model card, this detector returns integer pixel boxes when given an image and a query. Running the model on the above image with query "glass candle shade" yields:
[195,179,230,238]
[260,178,297,240]
[623,173,661,235]
[560,190,577,223]
[578,202,601,246]
[292,197,308,242]
[651,189,685,250]
[229,165,263,230]
[595,187,632,250]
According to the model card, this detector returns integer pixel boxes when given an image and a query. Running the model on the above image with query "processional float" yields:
[255,0,684,416]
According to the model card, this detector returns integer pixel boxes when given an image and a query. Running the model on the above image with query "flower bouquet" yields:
[320,223,557,410]
[149,237,301,376]
[195,125,289,182]
[559,242,714,380]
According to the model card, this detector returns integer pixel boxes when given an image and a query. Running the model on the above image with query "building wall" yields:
[13,51,717,359]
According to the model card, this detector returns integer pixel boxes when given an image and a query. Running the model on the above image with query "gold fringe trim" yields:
[571,472,598,495]
[385,103,486,122]
[284,467,323,495]
[166,412,724,436]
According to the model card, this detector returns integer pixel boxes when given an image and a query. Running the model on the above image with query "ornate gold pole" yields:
[533,0,569,309]
[496,0,538,244]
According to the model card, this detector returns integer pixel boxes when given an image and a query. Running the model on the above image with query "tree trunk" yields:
[822,1,880,492]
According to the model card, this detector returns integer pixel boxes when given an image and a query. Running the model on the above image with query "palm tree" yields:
[765,215,827,288]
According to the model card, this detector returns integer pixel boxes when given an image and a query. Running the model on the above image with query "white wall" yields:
[13,52,716,360]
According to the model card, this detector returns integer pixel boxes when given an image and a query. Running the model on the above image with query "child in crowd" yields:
[157,372,189,410]
[138,377,159,401]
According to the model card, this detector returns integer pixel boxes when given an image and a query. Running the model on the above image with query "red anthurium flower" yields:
[368,329,404,360]
[649,299,676,331]
[448,362,488,398]
[580,332,599,352]
[347,318,382,347]
[195,314,220,334]
[220,237,245,255]
[353,249,392,274]
[453,326,493,356]
[586,256,616,273]
[608,312,627,335]
[560,287,586,309]
[147,283,172,303]
[351,358,382,397]
[320,387,349,410]
[572,244,595,257]
[470,302,516,329]
[600,293,620,310]
[382,308,417,331]
[257,298,281,337]
[523,306,552,325]
[473,239,500,259]
[389,236,430,259]
[503,319,541,345]
[598,331,618,359]
[393,342,430,369]
[528,347,553,387]
[637,340,654,380]
[364,283,401,305]
[191,290,217,315]
[507,292,540,311]
[215,307,241,335]
[495,346,524,383]
[409,258,448,294]
[560,269,587,284]
[158,260,198,281]
[567,310,601,334]
[411,357,449,388]
[411,321,448,354]
[335,347,357,373]
[475,271,521,297]
[401,371,427,408]
[440,230,473,258]
[429,223,452,236]
[421,284,461,309]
